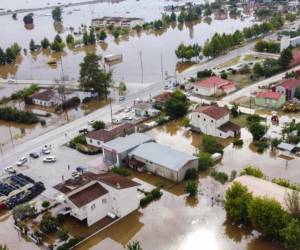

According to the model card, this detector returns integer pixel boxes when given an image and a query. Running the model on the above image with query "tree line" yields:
[0,43,21,65]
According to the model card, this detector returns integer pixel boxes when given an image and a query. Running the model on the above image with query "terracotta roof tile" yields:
[31,89,56,101]
[194,76,233,89]
[194,105,230,120]
[68,182,108,208]
[256,91,283,100]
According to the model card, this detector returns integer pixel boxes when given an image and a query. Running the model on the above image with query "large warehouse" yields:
[129,142,198,182]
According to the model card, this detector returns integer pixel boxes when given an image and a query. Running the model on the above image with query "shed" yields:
[129,142,198,182]
[277,142,296,152]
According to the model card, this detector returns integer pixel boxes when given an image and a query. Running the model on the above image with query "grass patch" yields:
[231,113,249,128]
[111,167,131,177]
[211,170,228,184]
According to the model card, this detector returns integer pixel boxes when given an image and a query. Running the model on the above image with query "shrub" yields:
[111,167,131,177]
[127,240,143,250]
[185,180,198,197]
[246,114,261,126]
[55,96,80,112]
[184,168,198,180]
[280,218,300,250]
[57,229,69,242]
[197,69,213,79]
[240,166,265,179]
[253,138,269,152]
[69,134,86,148]
[140,188,162,207]
[10,84,39,100]
[42,201,50,208]
[248,197,289,239]
[56,213,65,224]
[272,178,300,191]
[249,123,267,141]
[201,135,224,154]
[225,182,252,224]
[230,170,237,181]
[92,120,105,130]
[198,152,213,171]
[211,170,228,184]
[233,138,243,146]
[156,115,168,125]
[271,138,282,149]
[0,107,39,124]
[12,204,36,222]
[39,214,58,234]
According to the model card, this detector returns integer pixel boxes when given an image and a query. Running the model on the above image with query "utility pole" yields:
[60,56,69,121]
[139,51,144,84]
[8,126,14,148]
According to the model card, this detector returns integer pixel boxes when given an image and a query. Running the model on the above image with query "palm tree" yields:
[126,241,142,250]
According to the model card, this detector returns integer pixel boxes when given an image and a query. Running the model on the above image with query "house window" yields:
[102,198,107,204]
[197,115,200,118]
[203,118,206,121]
[211,120,213,123]
[97,141,100,145]
[90,139,92,143]
[91,204,96,210]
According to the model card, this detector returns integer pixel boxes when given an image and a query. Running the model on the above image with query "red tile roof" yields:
[256,91,283,100]
[194,76,233,89]
[219,82,236,90]
[68,182,108,208]
[278,78,300,90]
[31,89,56,101]
[153,92,173,103]
[194,105,230,120]
[86,123,135,143]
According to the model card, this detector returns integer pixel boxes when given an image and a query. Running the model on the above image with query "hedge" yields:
[0,107,39,124]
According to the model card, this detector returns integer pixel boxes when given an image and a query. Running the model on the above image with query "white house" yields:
[86,123,135,148]
[128,142,198,182]
[102,133,155,167]
[190,105,240,138]
[192,76,236,96]
[54,172,141,226]
[91,17,144,28]
[280,35,300,51]
[31,89,61,107]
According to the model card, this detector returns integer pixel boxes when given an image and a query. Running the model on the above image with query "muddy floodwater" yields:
[0,0,256,84]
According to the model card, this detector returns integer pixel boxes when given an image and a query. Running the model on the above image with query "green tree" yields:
[29,39,36,52]
[198,152,213,170]
[119,81,127,93]
[248,197,289,239]
[66,34,74,45]
[112,29,120,39]
[83,31,89,45]
[0,48,6,65]
[98,30,107,41]
[57,229,69,242]
[42,200,50,208]
[170,12,177,22]
[185,180,198,197]
[52,7,62,22]
[225,182,252,223]
[280,219,300,250]
[5,47,16,63]
[249,122,267,141]
[89,29,96,44]
[23,14,33,24]
[41,38,50,49]
[92,120,105,130]
[253,63,264,77]
[164,91,190,119]
[79,53,112,98]
[279,47,293,69]
[201,135,224,154]
[127,241,143,250]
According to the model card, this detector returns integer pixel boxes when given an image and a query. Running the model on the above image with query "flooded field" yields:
[0,0,256,84]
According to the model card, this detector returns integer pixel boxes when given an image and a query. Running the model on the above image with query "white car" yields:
[8,78,16,83]
[16,157,27,166]
[124,107,131,113]
[88,119,96,125]
[43,156,56,163]
[5,166,16,174]
[42,148,51,155]
[122,116,133,121]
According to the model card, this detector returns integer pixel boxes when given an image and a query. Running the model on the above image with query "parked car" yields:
[42,148,50,155]
[8,78,16,83]
[119,96,126,101]
[124,107,131,113]
[164,85,170,90]
[16,157,27,166]
[76,166,88,173]
[43,156,56,163]
[122,116,133,121]
[5,166,16,174]
[88,120,96,125]
[72,171,80,178]
[79,127,88,134]
[112,119,122,125]
[29,152,39,159]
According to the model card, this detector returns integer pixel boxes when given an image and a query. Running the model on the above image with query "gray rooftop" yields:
[277,142,295,152]
[102,133,154,153]
[129,142,197,171]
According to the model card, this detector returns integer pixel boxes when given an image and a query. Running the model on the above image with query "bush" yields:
[248,197,289,239]
[57,229,69,242]
[140,188,162,207]
[225,182,252,224]
[211,170,228,184]
[246,114,261,126]
[271,138,282,149]
[201,135,224,154]
[69,134,87,148]
[185,180,198,197]
[197,69,213,79]
[0,107,39,124]
[230,170,237,181]
[92,120,105,130]
[198,152,213,171]
[11,84,39,100]
[42,201,50,208]
[111,167,131,177]
[156,115,168,125]
[184,168,198,180]
[272,178,300,191]
[240,166,265,179]
[39,214,58,234]
[56,213,65,224]
[280,219,300,250]
[233,138,243,146]
[55,96,80,112]
[13,204,36,222]
[249,122,267,141]
[254,138,269,152]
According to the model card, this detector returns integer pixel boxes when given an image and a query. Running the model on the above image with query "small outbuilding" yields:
[128,142,198,182]
[277,142,296,152]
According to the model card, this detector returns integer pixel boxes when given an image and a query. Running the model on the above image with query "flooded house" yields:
[255,91,286,109]
[213,9,228,20]
[152,91,173,109]
[128,142,198,182]
[91,16,144,28]
[192,76,236,97]
[133,102,160,117]
[190,105,241,138]
[30,89,62,107]
[102,133,154,167]
[54,172,141,226]
[273,78,300,101]
[85,122,135,148]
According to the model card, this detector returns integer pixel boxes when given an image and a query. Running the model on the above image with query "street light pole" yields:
[139,51,144,84]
